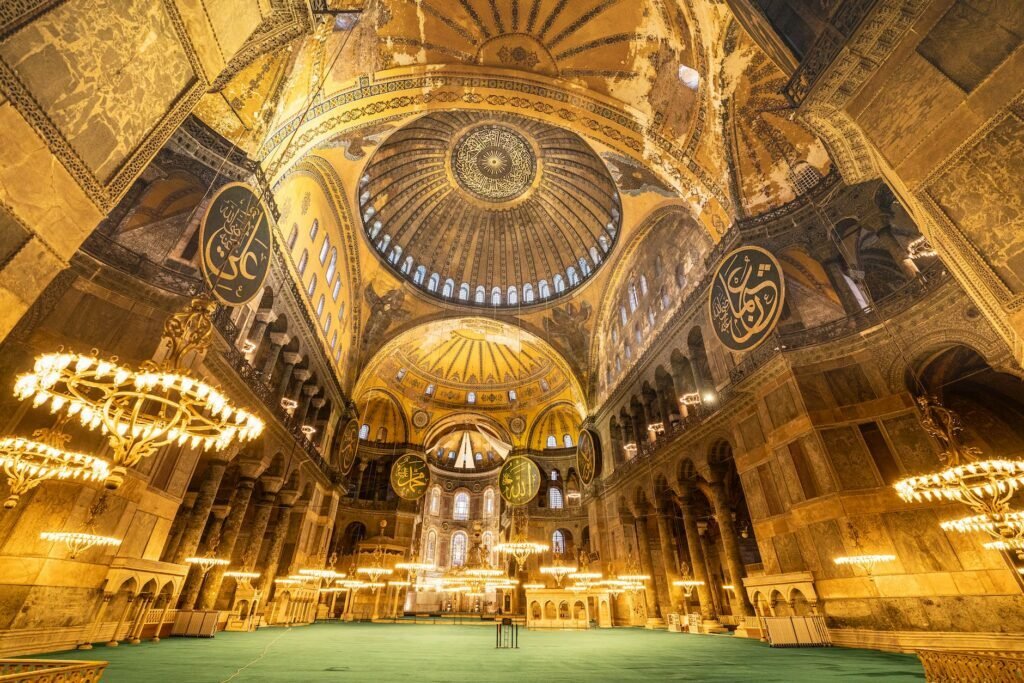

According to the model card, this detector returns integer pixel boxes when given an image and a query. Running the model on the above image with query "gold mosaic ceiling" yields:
[358,111,620,308]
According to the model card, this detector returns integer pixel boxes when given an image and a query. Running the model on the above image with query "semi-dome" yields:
[358,111,621,308]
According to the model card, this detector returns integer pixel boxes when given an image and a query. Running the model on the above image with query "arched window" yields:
[654,254,664,276]
[379,234,391,251]
[554,274,565,292]
[620,306,627,326]
[323,314,331,334]
[648,308,656,327]
[523,283,534,303]
[611,326,619,344]
[425,384,435,397]
[578,257,591,276]
[332,277,341,301]
[319,235,331,264]
[453,492,470,521]
[625,343,632,360]
[330,330,337,349]
[467,392,476,404]
[307,273,317,297]
[629,282,639,312]
[443,279,454,297]
[615,356,622,372]
[675,263,685,288]
[297,249,309,276]
[635,324,642,345]
[659,286,669,310]
[508,389,517,402]
[316,294,325,317]
[549,487,564,509]
[389,245,402,265]
[370,221,382,239]
[640,274,649,295]
[287,224,298,250]
[375,427,388,442]
[413,265,426,284]
[429,487,441,515]
[425,530,437,562]
[483,489,494,517]
[599,235,610,252]
[507,286,517,305]
[539,280,550,299]
[589,246,602,265]
[474,286,485,303]
[358,424,369,439]
[546,435,557,448]
[459,283,470,301]
[567,267,579,286]
[550,470,559,481]
[428,273,440,292]
[309,219,319,240]
[491,287,501,306]
[563,434,573,447]
[451,531,468,567]
[552,529,565,554]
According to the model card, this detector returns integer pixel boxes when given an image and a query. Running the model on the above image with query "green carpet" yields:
[34,623,925,682]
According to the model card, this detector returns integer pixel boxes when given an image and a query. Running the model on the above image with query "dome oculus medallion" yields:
[452,124,537,202]
[359,112,621,309]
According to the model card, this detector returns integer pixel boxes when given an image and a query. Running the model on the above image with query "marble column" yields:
[245,309,276,360]
[698,524,723,617]
[289,370,312,404]
[654,511,681,612]
[173,455,232,564]
[277,353,301,399]
[822,257,865,314]
[296,384,319,426]
[708,480,753,616]
[161,491,198,562]
[106,595,135,647]
[261,332,289,378]
[179,504,231,609]
[198,459,264,609]
[877,225,919,278]
[239,477,285,571]
[258,488,301,593]
[632,515,663,620]
[676,493,716,622]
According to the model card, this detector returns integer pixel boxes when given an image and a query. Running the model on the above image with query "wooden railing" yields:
[0,660,107,682]
[916,649,1024,683]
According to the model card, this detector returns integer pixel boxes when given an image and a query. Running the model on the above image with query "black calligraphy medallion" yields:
[576,429,601,487]
[708,246,785,352]
[390,453,430,501]
[199,182,272,306]
[338,419,360,475]
[499,455,541,506]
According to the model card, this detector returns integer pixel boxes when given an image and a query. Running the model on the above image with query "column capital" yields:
[261,475,285,496]
[293,369,312,382]
[255,309,278,324]
[278,488,300,506]
[236,455,265,480]
[301,383,319,397]
[268,332,291,347]
[182,491,199,508]
[282,352,303,366]
[210,504,231,521]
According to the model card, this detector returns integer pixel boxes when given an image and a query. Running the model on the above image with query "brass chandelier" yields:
[894,397,1024,554]
[495,506,548,571]
[12,300,264,489]
[0,423,110,509]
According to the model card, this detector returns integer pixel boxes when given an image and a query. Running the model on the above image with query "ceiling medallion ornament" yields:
[452,125,536,203]
[337,419,360,475]
[498,455,541,506]
[708,246,785,352]
[576,429,601,487]
[412,410,429,430]
[390,453,430,501]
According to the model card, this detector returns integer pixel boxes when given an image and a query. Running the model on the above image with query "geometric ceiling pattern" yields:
[359,111,620,308]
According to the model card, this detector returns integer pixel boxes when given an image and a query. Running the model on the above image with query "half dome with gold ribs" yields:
[358,111,621,309]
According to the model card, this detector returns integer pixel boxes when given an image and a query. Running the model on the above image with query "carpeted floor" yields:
[34,623,926,682]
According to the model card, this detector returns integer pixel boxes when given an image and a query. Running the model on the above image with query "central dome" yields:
[451,124,536,202]
[359,111,621,309]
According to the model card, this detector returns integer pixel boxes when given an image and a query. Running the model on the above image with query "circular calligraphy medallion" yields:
[390,453,430,501]
[412,410,430,429]
[576,429,601,487]
[498,455,541,506]
[509,416,526,436]
[708,245,786,353]
[337,419,360,475]
[199,182,272,306]
[452,125,536,202]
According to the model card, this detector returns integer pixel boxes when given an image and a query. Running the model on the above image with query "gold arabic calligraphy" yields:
[201,184,271,305]
[710,247,784,351]
[500,456,540,505]
[391,454,429,500]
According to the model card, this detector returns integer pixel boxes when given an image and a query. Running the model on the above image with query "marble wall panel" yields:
[929,112,1024,294]
[801,433,837,495]
[883,509,962,574]
[764,382,799,429]
[773,532,805,574]
[0,0,194,181]
[820,426,879,490]
[740,469,768,521]
[795,372,831,412]
[738,413,765,450]
[823,365,876,406]
[882,413,941,476]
